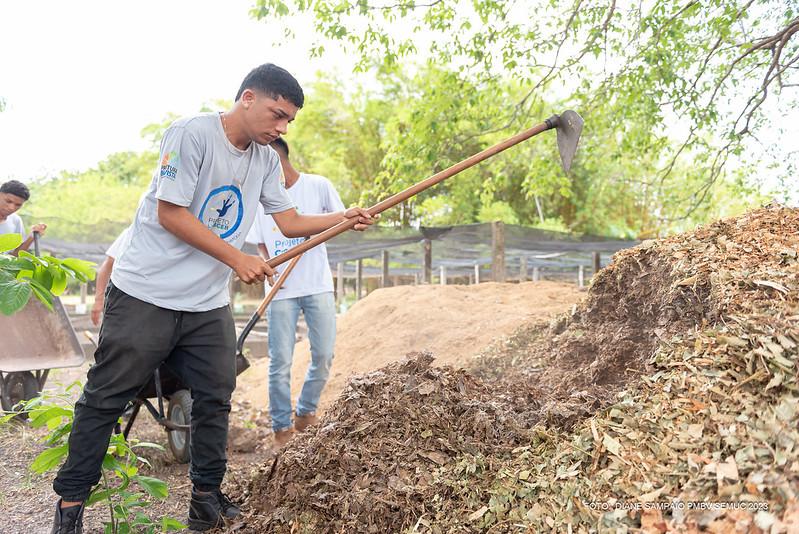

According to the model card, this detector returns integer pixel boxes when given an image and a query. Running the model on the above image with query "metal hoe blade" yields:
[555,110,584,173]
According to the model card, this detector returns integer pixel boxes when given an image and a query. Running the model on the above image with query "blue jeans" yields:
[267,291,336,432]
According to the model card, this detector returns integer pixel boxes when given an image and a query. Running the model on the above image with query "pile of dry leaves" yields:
[237,353,535,532]
[234,205,798,533]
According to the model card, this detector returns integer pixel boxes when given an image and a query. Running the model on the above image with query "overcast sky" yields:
[0,0,343,181]
[1,1,795,202]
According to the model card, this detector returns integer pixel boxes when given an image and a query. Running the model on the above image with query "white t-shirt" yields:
[0,213,25,239]
[246,173,344,300]
[106,227,132,259]
[111,113,294,312]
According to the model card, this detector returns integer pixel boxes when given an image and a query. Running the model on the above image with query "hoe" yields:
[235,110,584,369]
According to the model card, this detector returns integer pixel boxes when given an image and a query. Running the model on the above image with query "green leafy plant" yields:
[0,233,95,315]
[2,387,186,533]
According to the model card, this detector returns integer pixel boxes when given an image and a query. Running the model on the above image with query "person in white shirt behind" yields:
[91,227,132,325]
[246,137,344,449]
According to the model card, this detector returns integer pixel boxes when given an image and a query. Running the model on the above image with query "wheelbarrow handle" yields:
[264,118,557,270]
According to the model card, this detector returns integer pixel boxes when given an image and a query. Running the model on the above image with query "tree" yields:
[280,77,391,208]
[284,66,764,236]
[252,0,797,224]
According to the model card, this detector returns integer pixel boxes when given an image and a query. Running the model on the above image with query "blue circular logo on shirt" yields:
[199,185,243,240]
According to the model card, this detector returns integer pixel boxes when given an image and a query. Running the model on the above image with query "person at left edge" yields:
[49,63,375,534]
[0,180,47,254]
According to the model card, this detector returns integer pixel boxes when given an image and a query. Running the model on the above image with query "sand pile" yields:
[237,281,581,413]
[233,205,798,532]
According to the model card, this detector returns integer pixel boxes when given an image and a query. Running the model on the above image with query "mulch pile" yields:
[233,205,798,533]
[236,353,535,532]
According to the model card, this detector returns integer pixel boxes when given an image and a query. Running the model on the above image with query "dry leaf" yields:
[603,434,622,456]
[468,506,488,522]
[417,382,436,395]
[753,279,790,294]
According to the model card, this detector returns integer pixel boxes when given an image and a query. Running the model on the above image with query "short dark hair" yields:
[235,63,304,108]
[0,180,30,201]
[270,137,289,157]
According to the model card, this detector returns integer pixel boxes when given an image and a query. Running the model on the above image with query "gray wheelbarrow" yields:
[0,235,86,415]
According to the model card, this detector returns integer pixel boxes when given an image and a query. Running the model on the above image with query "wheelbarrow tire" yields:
[1,371,40,418]
[167,389,192,464]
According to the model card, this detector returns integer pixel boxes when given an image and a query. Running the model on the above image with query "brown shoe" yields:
[272,428,295,449]
[294,413,319,432]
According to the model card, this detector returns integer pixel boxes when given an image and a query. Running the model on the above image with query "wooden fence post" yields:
[532,266,540,281]
[336,262,344,306]
[356,259,363,299]
[592,251,601,276]
[578,265,585,288]
[491,221,506,282]
[474,263,481,284]
[423,239,432,284]
[439,265,446,285]
[519,256,527,282]
[381,250,390,288]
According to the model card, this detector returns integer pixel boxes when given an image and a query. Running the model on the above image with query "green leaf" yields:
[15,268,34,280]
[1,411,22,424]
[130,441,166,452]
[0,279,32,315]
[32,265,54,291]
[27,278,54,311]
[29,406,73,429]
[45,421,73,445]
[134,476,168,499]
[61,258,96,281]
[0,233,22,252]
[161,517,188,532]
[132,512,154,526]
[123,494,147,508]
[87,486,121,506]
[8,257,35,271]
[48,266,68,296]
[31,444,69,474]
[102,453,122,471]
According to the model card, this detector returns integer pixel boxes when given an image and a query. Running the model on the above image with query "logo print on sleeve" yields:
[160,151,180,181]
[199,185,244,239]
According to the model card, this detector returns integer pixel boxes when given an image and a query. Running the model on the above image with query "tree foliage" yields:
[253,0,797,227]
[284,68,767,237]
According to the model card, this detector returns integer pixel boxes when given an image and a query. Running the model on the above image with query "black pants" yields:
[53,283,237,502]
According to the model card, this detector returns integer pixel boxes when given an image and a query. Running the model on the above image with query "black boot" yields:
[188,488,238,531]
[51,499,84,534]
[216,490,241,519]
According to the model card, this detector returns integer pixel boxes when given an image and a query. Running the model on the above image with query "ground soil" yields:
[0,361,276,534]
[237,281,582,415]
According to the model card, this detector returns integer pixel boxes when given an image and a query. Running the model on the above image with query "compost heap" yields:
[235,206,798,533]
